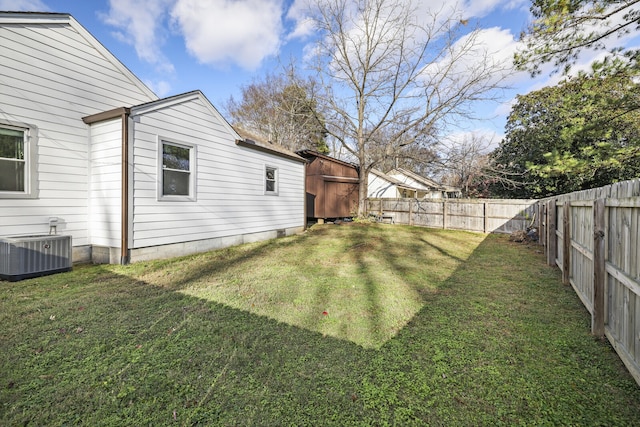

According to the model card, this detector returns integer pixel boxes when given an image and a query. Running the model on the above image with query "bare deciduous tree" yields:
[225,68,328,153]
[435,133,493,197]
[303,0,511,215]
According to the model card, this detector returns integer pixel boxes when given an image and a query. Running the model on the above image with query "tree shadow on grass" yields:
[4,227,640,425]
[0,267,372,425]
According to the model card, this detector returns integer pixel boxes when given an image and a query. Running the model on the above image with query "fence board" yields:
[366,179,640,385]
[593,198,605,337]
[367,198,537,234]
[539,180,640,385]
[548,200,557,267]
[563,202,571,285]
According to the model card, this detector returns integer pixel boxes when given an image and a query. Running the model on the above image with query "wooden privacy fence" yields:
[368,179,640,385]
[538,179,640,385]
[367,198,538,234]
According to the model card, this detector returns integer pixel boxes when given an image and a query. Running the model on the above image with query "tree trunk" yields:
[357,166,368,217]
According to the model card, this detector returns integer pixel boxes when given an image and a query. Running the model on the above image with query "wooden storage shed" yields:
[297,150,359,220]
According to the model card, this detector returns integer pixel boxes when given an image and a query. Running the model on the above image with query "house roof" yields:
[131,90,242,137]
[0,12,157,101]
[83,90,236,130]
[82,94,305,163]
[234,127,306,163]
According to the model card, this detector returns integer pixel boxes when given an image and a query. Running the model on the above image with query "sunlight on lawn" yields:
[175,225,486,349]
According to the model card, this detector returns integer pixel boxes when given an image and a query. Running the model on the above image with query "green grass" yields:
[1,224,639,426]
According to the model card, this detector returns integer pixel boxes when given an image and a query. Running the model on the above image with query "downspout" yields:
[121,108,131,265]
[303,160,308,230]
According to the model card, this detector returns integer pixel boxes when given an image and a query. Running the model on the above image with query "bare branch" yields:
[304,0,510,213]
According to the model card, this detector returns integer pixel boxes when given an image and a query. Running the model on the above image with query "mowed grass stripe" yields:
[1,224,639,426]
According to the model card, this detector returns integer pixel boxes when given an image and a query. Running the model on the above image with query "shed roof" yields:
[296,150,359,170]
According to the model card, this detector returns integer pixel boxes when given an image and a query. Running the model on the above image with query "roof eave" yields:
[236,139,307,163]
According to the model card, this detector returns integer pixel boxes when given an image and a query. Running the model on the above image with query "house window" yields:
[159,140,195,200]
[0,124,36,198]
[265,166,278,194]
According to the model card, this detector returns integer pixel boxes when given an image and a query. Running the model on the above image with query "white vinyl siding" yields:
[368,173,402,199]
[0,15,156,249]
[88,118,122,248]
[1,14,305,263]
[130,94,305,249]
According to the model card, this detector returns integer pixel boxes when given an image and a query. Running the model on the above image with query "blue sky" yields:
[2,0,635,151]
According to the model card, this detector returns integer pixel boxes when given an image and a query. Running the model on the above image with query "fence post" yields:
[483,202,488,233]
[539,202,546,248]
[563,201,571,285]
[409,199,413,226]
[547,199,557,266]
[443,201,448,230]
[592,198,606,338]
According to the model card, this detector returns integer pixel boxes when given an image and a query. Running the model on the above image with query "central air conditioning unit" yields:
[0,235,72,282]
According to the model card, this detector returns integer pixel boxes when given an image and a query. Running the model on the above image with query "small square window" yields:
[159,139,195,200]
[265,166,278,194]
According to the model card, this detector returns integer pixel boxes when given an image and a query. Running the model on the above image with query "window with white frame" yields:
[160,140,195,199]
[265,166,278,194]
[0,124,36,198]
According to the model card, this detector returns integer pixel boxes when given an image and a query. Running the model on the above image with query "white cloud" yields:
[286,16,314,41]
[494,97,516,118]
[442,128,503,151]
[286,0,512,45]
[460,0,528,18]
[0,0,49,10]
[470,27,519,65]
[99,0,175,74]
[170,0,284,70]
[286,0,315,40]
[144,79,172,97]
[419,26,520,93]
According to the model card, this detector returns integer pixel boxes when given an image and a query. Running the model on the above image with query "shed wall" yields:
[304,156,359,218]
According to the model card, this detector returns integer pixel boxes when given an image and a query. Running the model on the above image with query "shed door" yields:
[324,181,358,218]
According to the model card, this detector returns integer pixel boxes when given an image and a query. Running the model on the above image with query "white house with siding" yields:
[0,12,306,264]
[388,168,461,199]
[367,169,419,199]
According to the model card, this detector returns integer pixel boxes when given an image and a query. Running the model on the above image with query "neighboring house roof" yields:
[0,12,158,101]
[369,169,417,191]
[234,127,307,163]
[388,168,446,190]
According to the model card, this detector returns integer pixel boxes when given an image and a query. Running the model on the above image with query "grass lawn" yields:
[1,224,639,426]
